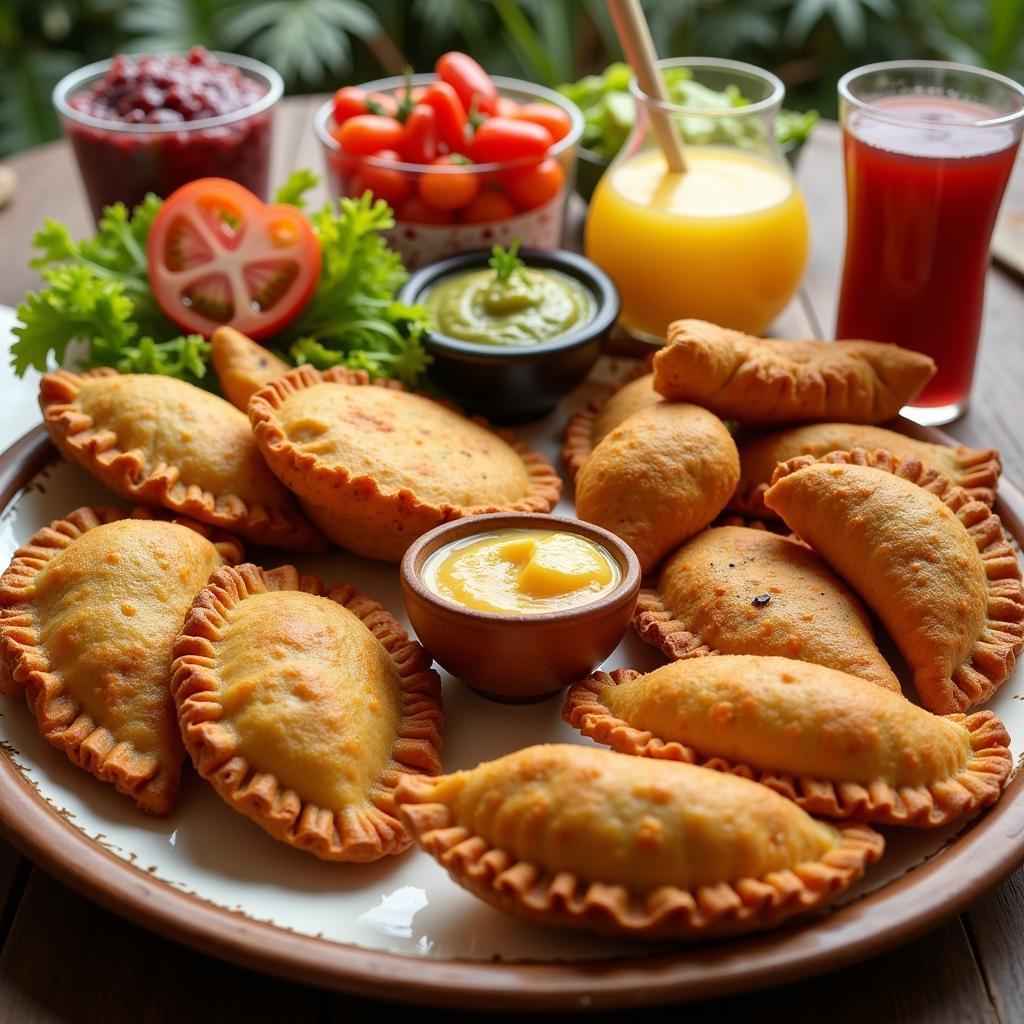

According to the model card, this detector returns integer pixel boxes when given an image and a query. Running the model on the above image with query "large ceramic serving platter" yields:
[1,319,1023,1009]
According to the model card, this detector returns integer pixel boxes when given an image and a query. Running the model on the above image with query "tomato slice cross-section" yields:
[147,178,322,340]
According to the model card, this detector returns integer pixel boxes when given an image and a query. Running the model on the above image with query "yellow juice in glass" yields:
[585,147,809,338]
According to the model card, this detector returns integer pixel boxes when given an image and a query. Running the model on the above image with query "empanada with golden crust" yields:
[395,744,883,939]
[653,320,935,424]
[562,370,662,480]
[732,423,1000,517]
[40,369,324,552]
[765,450,1024,713]
[210,325,290,411]
[249,366,561,561]
[575,404,738,574]
[0,507,242,814]
[565,656,1011,827]
[171,563,444,860]
[634,526,899,690]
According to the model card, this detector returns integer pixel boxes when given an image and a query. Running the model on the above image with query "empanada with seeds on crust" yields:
[765,450,1024,713]
[562,370,662,480]
[171,563,444,861]
[653,320,935,424]
[248,366,561,561]
[0,507,243,814]
[565,656,1011,827]
[575,403,739,574]
[40,369,324,552]
[395,744,883,940]
[211,325,290,411]
[634,526,899,690]
[732,422,1000,517]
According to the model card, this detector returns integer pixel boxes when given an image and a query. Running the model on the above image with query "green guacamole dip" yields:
[425,265,596,346]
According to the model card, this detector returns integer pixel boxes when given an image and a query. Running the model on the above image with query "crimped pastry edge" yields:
[767,448,1024,713]
[564,669,1012,828]
[170,562,445,861]
[39,367,326,552]
[0,505,244,815]
[394,769,883,940]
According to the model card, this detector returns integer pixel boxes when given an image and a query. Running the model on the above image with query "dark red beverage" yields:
[837,88,1022,422]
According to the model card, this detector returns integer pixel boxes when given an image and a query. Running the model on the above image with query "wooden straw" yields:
[608,0,687,173]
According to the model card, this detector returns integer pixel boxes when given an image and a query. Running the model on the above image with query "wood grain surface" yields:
[0,98,1021,1023]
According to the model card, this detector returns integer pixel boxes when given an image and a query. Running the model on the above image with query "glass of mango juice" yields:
[585,57,809,341]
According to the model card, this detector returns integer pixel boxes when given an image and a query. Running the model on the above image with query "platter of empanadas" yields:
[0,318,1022,1010]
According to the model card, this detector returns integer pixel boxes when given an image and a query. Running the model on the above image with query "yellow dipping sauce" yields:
[423,528,620,615]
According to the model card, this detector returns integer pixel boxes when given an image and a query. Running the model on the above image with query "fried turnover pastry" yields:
[575,403,739,574]
[210,325,290,411]
[395,744,883,939]
[653,320,936,424]
[732,422,1000,517]
[635,526,899,690]
[0,507,242,814]
[249,366,561,561]
[565,656,1012,827]
[765,450,1024,713]
[562,370,662,480]
[40,368,324,552]
[171,563,444,860]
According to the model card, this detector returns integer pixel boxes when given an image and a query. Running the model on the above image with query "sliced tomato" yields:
[436,52,498,116]
[467,118,553,163]
[511,102,573,143]
[400,104,438,163]
[147,178,321,340]
[422,83,468,153]
[335,114,404,155]
[418,155,481,211]
[502,158,565,210]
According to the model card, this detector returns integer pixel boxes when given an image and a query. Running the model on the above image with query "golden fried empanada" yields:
[765,450,1024,713]
[40,369,324,552]
[635,526,899,689]
[575,404,738,574]
[653,320,935,424]
[172,563,444,860]
[562,370,662,479]
[0,507,242,814]
[210,325,290,411]
[395,744,882,939]
[732,423,1000,517]
[249,366,561,561]
[565,656,1011,827]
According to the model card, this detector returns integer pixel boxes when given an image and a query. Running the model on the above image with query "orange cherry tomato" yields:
[436,52,498,116]
[147,178,321,340]
[398,196,452,224]
[418,156,481,211]
[400,104,438,163]
[511,102,573,143]
[460,189,518,223]
[335,114,403,155]
[502,158,565,210]
[467,118,553,163]
[356,148,412,209]
[422,83,468,153]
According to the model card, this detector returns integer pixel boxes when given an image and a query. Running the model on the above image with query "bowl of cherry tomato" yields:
[314,52,584,268]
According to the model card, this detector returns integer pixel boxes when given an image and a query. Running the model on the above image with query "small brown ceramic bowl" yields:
[400,512,640,703]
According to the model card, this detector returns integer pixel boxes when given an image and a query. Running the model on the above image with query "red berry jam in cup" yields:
[54,48,283,221]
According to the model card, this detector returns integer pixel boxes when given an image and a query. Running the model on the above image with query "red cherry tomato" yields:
[460,189,518,223]
[418,155,481,211]
[333,86,368,124]
[147,178,321,340]
[436,52,498,116]
[400,104,438,163]
[398,196,451,224]
[511,102,573,143]
[495,96,521,118]
[468,118,553,163]
[422,83,468,153]
[356,148,412,209]
[335,114,403,155]
[502,158,565,210]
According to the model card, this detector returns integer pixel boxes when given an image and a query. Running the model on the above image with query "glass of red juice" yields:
[836,61,1024,425]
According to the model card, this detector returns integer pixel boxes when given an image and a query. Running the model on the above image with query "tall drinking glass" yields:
[836,61,1024,425]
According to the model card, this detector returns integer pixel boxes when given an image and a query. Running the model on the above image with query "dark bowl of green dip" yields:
[400,248,619,423]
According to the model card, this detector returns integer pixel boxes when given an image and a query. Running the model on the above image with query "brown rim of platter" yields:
[1,422,1023,1011]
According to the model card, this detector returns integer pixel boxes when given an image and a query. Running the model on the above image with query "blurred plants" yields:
[2,0,1023,158]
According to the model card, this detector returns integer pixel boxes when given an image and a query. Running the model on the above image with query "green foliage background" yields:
[2,0,1022,157]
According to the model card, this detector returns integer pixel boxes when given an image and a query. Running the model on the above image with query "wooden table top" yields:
[0,94,1022,1023]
